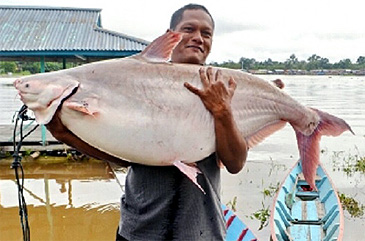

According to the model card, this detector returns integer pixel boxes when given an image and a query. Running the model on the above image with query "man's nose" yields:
[191,31,203,43]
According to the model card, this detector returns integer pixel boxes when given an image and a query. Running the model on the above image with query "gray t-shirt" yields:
[118,153,225,241]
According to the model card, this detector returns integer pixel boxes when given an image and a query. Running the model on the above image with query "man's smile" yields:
[186,45,204,53]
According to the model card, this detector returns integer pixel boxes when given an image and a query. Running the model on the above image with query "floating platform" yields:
[0,123,71,154]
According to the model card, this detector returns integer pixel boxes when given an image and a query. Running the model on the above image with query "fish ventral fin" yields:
[295,108,354,190]
[138,30,182,62]
[173,160,206,194]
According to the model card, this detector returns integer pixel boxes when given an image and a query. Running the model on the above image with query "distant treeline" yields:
[210,54,365,72]
[1,54,365,75]
[0,61,80,75]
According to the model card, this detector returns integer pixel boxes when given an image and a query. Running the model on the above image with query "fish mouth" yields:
[187,45,204,53]
[17,91,36,102]
[17,84,79,109]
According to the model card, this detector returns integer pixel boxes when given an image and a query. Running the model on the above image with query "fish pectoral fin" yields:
[64,100,98,116]
[137,30,182,63]
[246,120,287,148]
[173,160,205,194]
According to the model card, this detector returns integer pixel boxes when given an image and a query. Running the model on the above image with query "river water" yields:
[1,75,365,240]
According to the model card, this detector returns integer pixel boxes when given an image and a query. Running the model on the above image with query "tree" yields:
[307,54,321,63]
[21,62,41,74]
[239,57,256,70]
[284,54,299,69]
[357,56,365,65]
[306,54,330,70]
[0,61,17,73]
[318,58,330,69]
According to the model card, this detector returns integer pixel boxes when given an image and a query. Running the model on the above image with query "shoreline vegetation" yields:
[211,54,365,76]
[1,53,365,77]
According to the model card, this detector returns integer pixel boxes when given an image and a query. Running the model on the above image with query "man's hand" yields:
[184,67,247,174]
[184,67,236,118]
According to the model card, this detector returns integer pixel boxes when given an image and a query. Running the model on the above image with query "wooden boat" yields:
[270,160,344,241]
[222,204,258,241]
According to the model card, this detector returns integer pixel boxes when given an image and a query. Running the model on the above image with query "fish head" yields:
[14,74,79,124]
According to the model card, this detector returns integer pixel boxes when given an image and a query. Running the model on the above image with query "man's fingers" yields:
[207,67,214,83]
[184,82,202,96]
[215,69,222,82]
[228,77,237,95]
[199,68,209,88]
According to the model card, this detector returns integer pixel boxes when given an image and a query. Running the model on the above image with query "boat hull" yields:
[222,204,258,241]
[270,160,344,241]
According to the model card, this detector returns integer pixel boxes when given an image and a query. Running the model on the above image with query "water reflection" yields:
[0,159,122,241]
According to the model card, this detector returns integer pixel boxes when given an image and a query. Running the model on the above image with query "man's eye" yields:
[183,27,193,32]
[202,31,212,38]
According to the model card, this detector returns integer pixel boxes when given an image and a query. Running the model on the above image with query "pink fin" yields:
[295,108,354,189]
[139,30,182,62]
[173,160,205,194]
[64,99,99,116]
[246,120,287,149]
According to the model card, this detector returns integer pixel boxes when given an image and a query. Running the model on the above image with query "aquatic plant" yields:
[338,192,365,218]
[262,182,280,198]
[268,157,287,177]
[249,202,270,230]
[226,196,238,212]
[330,148,365,176]
[249,181,279,231]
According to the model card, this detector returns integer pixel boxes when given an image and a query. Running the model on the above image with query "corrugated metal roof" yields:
[0,5,149,54]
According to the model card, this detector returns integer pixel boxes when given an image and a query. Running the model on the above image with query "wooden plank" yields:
[306,201,321,241]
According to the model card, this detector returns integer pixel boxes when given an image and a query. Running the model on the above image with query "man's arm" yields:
[184,67,247,173]
[46,109,130,167]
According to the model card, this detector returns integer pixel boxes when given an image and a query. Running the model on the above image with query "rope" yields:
[11,105,39,241]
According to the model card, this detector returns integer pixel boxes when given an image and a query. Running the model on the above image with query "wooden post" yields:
[40,56,47,146]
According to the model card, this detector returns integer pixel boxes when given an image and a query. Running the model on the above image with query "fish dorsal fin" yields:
[138,30,182,62]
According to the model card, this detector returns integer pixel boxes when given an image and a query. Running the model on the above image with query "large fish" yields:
[14,30,353,190]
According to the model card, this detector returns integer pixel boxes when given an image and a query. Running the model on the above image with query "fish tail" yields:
[294,108,354,189]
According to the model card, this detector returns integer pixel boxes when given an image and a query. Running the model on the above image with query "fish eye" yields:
[25,83,29,88]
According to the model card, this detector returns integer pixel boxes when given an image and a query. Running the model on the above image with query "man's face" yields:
[171,9,214,65]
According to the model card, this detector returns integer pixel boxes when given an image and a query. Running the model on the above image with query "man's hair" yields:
[170,4,215,30]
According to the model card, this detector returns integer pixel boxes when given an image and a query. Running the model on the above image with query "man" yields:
[117,4,248,240]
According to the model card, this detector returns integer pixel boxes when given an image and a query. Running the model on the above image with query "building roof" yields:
[0,5,149,60]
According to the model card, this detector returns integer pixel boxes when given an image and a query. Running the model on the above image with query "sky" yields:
[2,0,364,64]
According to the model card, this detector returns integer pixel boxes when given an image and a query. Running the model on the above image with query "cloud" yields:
[315,32,364,41]
[215,18,267,36]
